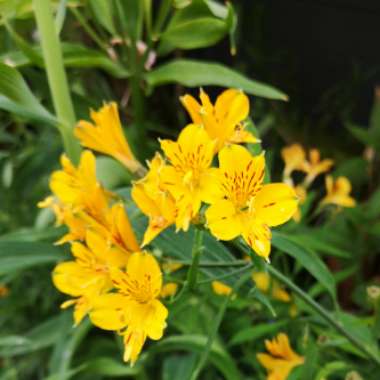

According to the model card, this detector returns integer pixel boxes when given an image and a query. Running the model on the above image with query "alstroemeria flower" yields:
[292,185,307,223]
[53,230,129,325]
[160,124,221,231]
[281,144,306,180]
[180,88,259,152]
[301,148,334,186]
[205,144,297,260]
[257,333,304,380]
[252,272,291,302]
[89,252,168,366]
[132,153,177,246]
[321,175,356,208]
[75,102,143,174]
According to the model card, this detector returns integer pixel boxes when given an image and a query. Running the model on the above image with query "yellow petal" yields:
[180,94,203,124]
[242,220,271,260]
[254,183,298,227]
[205,200,242,240]
[90,293,128,330]
[161,283,178,298]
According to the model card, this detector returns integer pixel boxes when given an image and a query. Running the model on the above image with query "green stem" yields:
[33,0,80,163]
[267,265,380,366]
[198,263,253,285]
[189,270,253,380]
[187,229,204,290]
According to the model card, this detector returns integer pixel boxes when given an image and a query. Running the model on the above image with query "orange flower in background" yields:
[75,102,143,174]
[180,88,259,152]
[160,124,221,231]
[302,148,334,186]
[257,333,304,380]
[212,281,233,296]
[252,272,291,302]
[321,175,356,208]
[281,144,306,180]
[206,145,297,260]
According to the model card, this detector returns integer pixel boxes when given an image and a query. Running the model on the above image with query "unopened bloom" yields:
[206,145,297,260]
[132,154,177,245]
[252,272,291,302]
[257,333,304,380]
[180,88,259,152]
[281,144,306,180]
[75,102,143,174]
[53,230,129,325]
[320,176,356,208]
[302,148,333,186]
[160,124,221,231]
[90,252,168,365]
[212,281,232,296]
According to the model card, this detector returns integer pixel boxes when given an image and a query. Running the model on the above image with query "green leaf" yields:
[229,320,288,346]
[160,17,227,51]
[96,156,132,189]
[145,59,288,100]
[153,335,242,380]
[162,354,197,380]
[89,0,117,35]
[83,357,139,376]
[0,44,130,78]
[315,361,350,380]
[272,232,336,300]
[0,241,66,275]
[0,62,56,125]
[0,313,71,357]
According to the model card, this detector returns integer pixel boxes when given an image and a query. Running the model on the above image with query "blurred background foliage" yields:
[0,1,379,379]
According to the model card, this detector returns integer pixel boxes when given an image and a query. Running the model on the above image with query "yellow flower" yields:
[302,148,333,186]
[205,144,298,260]
[281,144,306,179]
[257,333,304,380]
[89,252,168,365]
[321,176,356,208]
[50,151,110,218]
[75,102,143,174]
[160,124,221,231]
[180,88,259,152]
[161,282,178,298]
[53,230,129,325]
[212,281,232,296]
[132,154,177,245]
[292,185,307,223]
[103,203,140,253]
[252,272,291,302]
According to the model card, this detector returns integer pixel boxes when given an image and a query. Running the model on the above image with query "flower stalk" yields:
[187,229,204,290]
[33,0,80,163]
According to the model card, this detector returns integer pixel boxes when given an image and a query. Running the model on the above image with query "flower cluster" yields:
[40,88,298,365]
[281,143,356,221]
[135,89,298,260]
[39,105,167,365]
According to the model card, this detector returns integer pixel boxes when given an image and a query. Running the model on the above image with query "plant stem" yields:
[162,259,247,268]
[187,229,204,290]
[189,270,253,380]
[268,265,380,366]
[198,263,253,285]
[33,0,80,163]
